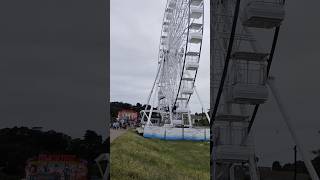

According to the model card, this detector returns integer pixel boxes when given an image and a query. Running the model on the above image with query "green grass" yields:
[111,130,210,180]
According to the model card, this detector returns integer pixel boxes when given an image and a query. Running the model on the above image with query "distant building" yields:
[117,109,138,126]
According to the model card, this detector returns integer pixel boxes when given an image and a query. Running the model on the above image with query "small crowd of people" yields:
[111,119,128,130]
[111,122,121,130]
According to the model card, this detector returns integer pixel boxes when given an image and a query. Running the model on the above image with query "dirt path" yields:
[110,129,128,143]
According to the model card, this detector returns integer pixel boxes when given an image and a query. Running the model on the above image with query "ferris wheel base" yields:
[142,126,210,141]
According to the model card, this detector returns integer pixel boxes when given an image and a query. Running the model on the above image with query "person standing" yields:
[63,165,71,180]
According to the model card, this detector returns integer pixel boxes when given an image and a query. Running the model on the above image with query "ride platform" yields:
[142,126,210,141]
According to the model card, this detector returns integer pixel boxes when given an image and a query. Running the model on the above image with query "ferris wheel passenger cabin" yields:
[190,0,203,6]
[190,6,203,19]
[227,50,269,105]
[242,1,285,29]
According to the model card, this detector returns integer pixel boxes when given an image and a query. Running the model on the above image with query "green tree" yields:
[272,161,282,171]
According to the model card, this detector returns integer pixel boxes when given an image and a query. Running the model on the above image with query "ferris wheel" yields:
[141,0,209,128]
[210,0,318,180]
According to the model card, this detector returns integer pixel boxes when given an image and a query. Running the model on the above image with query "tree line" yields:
[0,127,107,179]
[271,148,320,177]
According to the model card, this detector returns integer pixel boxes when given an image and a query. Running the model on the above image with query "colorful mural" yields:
[25,154,87,180]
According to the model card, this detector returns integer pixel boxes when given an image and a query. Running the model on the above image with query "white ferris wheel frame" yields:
[142,0,210,127]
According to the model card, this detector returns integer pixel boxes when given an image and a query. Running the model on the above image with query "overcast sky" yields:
[111,0,320,167]
[0,0,107,139]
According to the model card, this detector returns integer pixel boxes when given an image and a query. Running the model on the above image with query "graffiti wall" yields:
[25,154,87,180]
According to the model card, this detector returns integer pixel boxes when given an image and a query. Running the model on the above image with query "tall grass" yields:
[111,130,210,180]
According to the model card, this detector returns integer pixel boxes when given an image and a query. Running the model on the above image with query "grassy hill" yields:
[110,130,210,180]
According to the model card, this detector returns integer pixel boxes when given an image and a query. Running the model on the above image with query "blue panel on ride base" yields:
[143,126,210,141]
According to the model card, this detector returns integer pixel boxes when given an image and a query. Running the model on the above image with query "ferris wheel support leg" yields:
[194,86,211,123]
[249,155,260,180]
[147,84,159,126]
[142,61,162,122]
[146,104,154,126]
[169,103,174,126]
[103,155,110,180]
[187,106,192,127]
[229,164,235,180]
[268,76,319,180]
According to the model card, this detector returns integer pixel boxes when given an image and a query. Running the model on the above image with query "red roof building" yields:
[117,109,138,122]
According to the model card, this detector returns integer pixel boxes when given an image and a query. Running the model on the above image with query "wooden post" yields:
[294,145,297,180]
